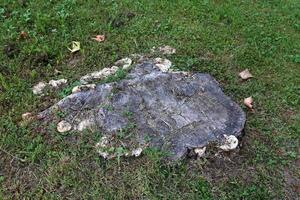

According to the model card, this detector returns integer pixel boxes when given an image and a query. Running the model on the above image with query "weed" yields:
[59,80,81,98]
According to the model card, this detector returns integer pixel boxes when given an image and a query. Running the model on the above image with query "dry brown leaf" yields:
[92,35,105,42]
[239,69,253,80]
[244,96,254,109]
[19,31,29,39]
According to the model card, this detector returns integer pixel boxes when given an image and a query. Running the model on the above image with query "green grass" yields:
[1,0,299,199]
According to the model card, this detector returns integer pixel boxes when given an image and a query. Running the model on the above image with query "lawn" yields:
[0,0,299,199]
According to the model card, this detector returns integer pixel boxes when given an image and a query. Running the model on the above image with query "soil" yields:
[30,53,50,67]
[111,11,136,28]
[3,43,20,58]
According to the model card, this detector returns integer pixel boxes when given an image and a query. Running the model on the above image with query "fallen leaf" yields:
[19,31,29,39]
[68,41,80,53]
[239,69,253,80]
[244,96,253,109]
[92,35,105,42]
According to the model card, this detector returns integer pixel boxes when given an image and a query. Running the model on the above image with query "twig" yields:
[0,147,27,163]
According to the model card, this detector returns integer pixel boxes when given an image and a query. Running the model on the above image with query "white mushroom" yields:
[115,58,132,70]
[32,82,47,95]
[131,148,143,157]
[239,69,253,80]
[57,120,72,133]
[80,66,119,84]
[21,112,35,121]
[76,119,95,131]
[72,84,96,93]
[219,135,239,151]
[98,152,109,159]
[96,136,109,148]
[154,58,172,72]
[194,147,206,157]
[95,136,111,159]
[48,79,67,88]
[159,45,176,55]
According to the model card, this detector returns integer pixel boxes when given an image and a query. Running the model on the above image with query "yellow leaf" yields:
[68,41,80,53]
